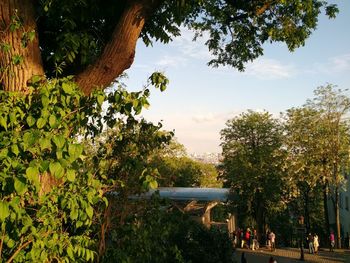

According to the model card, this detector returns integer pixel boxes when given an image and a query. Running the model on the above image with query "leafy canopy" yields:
[0,72,169,262]
[36,0,338,76]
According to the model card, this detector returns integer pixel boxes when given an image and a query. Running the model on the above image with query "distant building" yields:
[189,152,222,165]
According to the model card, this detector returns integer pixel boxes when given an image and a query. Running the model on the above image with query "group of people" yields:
[306,233,319,254]
[234,228,259,250]
[234,227,276,252]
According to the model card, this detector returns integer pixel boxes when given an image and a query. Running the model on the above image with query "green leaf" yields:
[40,160,50,172]
[70,208,78,220]
[7,239,15,248]
[66,169,76,182]
[26,115,36,127]
[97,94,105,106]
[39,137,51,150]
[37,118,47,129]
[52,135,65,149]
[68,144,83,161]
[23,131,36,150]
[11,144,19,156]
[0,201,10,221]
[62,82,73,94]
[86,206,93,219]
[30,75,42,84]
[67,246,74,259]
[41,95,50,108]
[26,167,40,190]
[9,112,16,124]
[49,162,64,179]
[0,116,7,130]
[14,178,27,195]
[26,167,39,181]
[49,115,57,128]
[0,148,9,159]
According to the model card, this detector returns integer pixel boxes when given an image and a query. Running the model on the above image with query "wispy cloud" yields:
[192,111,240,124]
[244,58,296,79]
[171,27,213,61]
[213,58,296,80]
[308,53,350,75]
[330,53,350,72]
[155,55,188,68]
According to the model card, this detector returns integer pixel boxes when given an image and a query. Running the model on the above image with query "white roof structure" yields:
[139,187,230,202]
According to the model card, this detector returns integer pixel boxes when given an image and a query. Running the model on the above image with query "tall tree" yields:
[1,0,339,93]
[220,110,286,236]
[305,84,350,248]
[283,107,326,232]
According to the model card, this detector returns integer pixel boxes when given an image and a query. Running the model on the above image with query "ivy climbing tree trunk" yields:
[0,0,44,92]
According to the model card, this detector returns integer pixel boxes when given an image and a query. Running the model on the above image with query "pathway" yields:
[234,247,350,263]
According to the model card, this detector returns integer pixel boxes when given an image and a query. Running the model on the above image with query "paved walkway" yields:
[234,247,350,263]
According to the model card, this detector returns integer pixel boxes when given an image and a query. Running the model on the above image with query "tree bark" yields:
[0,0,44,92]
[323,181,330,239]
[76,0,160,95]
[303,189,310,233]
[334,185,341,248]
[254,189,265,242]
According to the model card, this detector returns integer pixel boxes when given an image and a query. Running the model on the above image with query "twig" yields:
[6,239,33,263]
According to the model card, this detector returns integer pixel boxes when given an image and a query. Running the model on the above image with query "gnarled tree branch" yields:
[76,0,161,95]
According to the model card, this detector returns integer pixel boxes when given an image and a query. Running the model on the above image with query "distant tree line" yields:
[220,84,350,248]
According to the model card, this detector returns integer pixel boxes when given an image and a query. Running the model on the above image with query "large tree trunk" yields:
[334,186,341,248]
[255,191,265,242]
[304,190,311,233]
[0,0,44,92]
[323,182,330,239]
[76,0,159,94]
[331,161,342,248]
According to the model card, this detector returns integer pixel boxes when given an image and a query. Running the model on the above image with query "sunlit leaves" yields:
[0,74,168,262]
[220,110,286,224]
[149,72,169,92]
[14,178,27,195]
[0,201,10,221]
[66,169,76,182]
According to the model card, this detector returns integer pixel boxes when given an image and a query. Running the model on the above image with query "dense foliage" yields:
[220,110,286,235]
[102,197,234,263]
[35,0,339,76]
[0,74,173,262]
[220,85,350,247]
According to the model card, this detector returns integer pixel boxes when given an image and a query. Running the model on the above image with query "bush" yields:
[102,197,234,263]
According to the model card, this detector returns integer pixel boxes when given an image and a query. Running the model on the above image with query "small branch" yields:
[6,239,33,263]
[0,228,5,259]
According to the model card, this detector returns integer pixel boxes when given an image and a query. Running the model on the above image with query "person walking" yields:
[269,231,276,251]
[330,231,335,252]
[307,233,314,254]
[241,228,245,248]
[266,231,271,250]
[313,234,319,254]
[245,228,251,249]
[252,229,258,250]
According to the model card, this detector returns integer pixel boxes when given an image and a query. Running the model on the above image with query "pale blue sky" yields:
[124,1,350,154]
